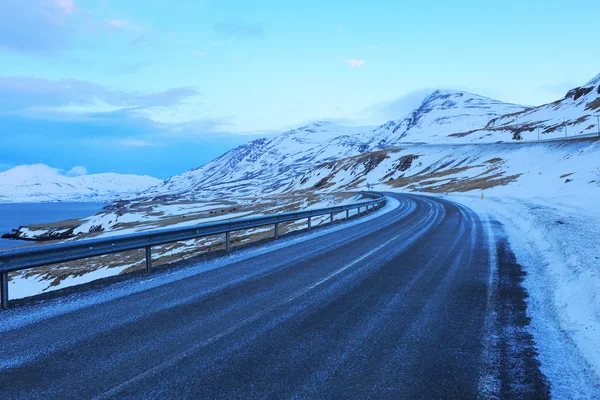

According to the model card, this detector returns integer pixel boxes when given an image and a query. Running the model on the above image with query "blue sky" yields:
[0,0,598,178]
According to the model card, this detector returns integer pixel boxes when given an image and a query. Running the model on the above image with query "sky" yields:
[0,0,599,179]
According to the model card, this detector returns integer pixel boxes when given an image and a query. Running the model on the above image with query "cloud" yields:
[107,19,129,29]
[347,59,366,68]
[367,45,378,51]
[0,112,253,178]
[56,0,75,14]
[66,165,87,176]
[0,0,74,54]
[0,0,150,55]
[213,20,264,40]
[192,51,205,56]
[0,75,200,113]
[360,89,433,122]
[163,116,236,137]
[107,19,141,31]
[120,139,159,147]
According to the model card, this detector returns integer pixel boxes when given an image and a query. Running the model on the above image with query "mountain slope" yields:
[137,122,375,200]
[484,73,600,140]
[137,74,600,202]
[369,90,526,145]
[0,164,161,203]
[287,138,600,196]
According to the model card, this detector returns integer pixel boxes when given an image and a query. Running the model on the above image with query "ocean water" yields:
[0,202,105,250]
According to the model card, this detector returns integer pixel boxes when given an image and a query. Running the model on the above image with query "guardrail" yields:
[0,193,386,309]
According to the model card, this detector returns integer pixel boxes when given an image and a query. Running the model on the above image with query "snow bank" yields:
[446,192,600,397]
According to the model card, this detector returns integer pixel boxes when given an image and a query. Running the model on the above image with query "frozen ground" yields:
[443,191,600,398]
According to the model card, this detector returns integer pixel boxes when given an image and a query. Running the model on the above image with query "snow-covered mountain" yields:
[137,122,375,200]
[369,90,526,145]
[0,164,161,203]
[136,74,600,201]
[484,73,600,140]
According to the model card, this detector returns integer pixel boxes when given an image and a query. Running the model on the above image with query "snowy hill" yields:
[483,73,600,140]
[137,122,375,200]
[369,90,526,145]
[288,138,600,197]
[0,164,161,203]
[137,74,600,202]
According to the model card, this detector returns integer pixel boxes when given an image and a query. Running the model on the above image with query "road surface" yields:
[0,193,550,399]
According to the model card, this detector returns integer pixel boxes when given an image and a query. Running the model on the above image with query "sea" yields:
[0,202,105,250]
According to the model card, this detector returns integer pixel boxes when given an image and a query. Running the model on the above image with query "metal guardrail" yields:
[0,193,386,309]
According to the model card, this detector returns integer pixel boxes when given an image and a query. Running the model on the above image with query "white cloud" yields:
[347,59,365,68]
[120,139,157,147]
[56,0,75,14]
[107,19,141,31]
[66,166,88,176]
[192,51,205,56]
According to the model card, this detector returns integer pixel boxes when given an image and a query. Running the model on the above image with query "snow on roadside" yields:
[4,194,387,302]
[0,197,400,332]
[446,192,600,398]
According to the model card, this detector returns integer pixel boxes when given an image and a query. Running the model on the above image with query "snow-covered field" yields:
[442,192,600,398]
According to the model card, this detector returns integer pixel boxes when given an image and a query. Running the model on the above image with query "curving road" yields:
[0,193,550,399]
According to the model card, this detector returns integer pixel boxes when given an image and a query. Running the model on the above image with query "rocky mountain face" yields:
[0,164,160,203]
[136,74,600,201]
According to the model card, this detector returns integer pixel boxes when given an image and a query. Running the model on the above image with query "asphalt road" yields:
[0,193,550,399]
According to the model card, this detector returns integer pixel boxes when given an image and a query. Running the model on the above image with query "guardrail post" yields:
[274,223,279,239]
[358,207,361,215]
[308,216,312,230]
[330,213,334,224]
[145,246,152,274]
[1,272,8,309]
[225,231,231,253]
[346,209,349,219]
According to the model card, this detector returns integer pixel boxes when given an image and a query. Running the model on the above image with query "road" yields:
[0,193,550,399]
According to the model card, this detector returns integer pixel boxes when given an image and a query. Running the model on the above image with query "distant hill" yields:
[0,164,160,203]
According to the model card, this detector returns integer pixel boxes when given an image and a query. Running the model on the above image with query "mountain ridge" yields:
[129,73,600,203]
